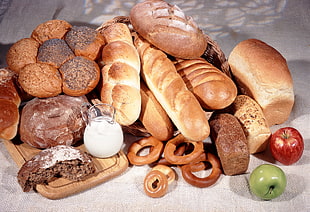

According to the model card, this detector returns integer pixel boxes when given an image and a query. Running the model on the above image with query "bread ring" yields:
[127,136,164,165]
[163,134,204,165]
[144,170,168,198]
[156,142,187,166]
[180,152,222,188]
[152,164,176,185]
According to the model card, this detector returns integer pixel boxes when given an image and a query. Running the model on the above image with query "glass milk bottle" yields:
[81,103,123,158]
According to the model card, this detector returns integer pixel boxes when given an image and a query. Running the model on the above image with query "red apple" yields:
[270,127,304,165]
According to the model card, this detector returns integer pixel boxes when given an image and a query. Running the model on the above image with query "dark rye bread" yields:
[59,56,100,96]
[17,145,95,192]
[209,113,249,176]
[65,26,105,61]
[37,38,75,68]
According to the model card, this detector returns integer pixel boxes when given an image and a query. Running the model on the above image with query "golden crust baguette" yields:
[133,33,210,141]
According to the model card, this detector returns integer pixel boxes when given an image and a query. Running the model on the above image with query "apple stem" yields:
[268,186,274,195]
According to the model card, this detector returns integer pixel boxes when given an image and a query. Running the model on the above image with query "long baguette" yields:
[133,33,210,141]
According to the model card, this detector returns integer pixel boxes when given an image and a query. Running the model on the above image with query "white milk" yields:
[83,116,123,158]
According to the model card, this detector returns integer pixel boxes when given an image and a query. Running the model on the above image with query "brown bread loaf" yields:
[209,113,249,175]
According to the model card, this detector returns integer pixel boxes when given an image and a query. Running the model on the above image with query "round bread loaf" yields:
[59,56,100,96]
[228,39,294,126]
[17,145,95,192]
[37,38,75,68]
[31,19,72,44]
[65,26,105,60]
[130,0,207,59]
[18,63,62,98]
[19,95,88,149]
[6,38,39,73]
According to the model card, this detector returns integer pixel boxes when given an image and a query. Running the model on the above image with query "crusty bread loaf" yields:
[19,95,88,149]
[37,38,75,68]
[228,39,294,126]
[139,80,174,141]
[229,95,271,154]
[134,33,210,141]
[0,68,21,140]
[17,145,95,192]
[130,0,206,59]
[100,23,141,126]
[65,26,105,61]
[209,113,249,176]
[6,38,39,73]
[31,19,72,44]
[59,56,100,96]
[174,58,237,110]
[18,63,62,98]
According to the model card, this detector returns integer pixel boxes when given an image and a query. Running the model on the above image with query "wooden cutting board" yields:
[3,139,129,200]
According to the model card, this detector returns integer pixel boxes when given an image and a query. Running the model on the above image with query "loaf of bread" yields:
[228,39,294,126]
[134,33,210,141]
[139,80,174,141]
[99,23,141,126]
[209,113,249,175]
[31,19,72,44]
[130,0,206,59]
[174,58,237,110]
[17,145,95,192]
[229,95,271,154]
[19,95,88,149]
[0,68,21,140]
[6,38,39,73]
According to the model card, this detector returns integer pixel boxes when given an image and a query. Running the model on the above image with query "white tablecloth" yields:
[0,0,309,211]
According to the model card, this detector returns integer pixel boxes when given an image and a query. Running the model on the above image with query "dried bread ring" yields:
[151,165,175,185]
[127,136,164,165]
[144,170,168,198]
[163,134,204,165]
[180,152,222,188]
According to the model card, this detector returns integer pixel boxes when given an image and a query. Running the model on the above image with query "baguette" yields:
[139,80,174,141]
[100,23,141,126]
[0,68,21,140]
[133,33,210,141]
[174,58,237,110]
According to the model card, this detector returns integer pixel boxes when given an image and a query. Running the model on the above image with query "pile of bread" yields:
[0,0,294,193]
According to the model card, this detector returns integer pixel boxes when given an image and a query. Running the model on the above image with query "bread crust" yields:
[130,0,206,59]
[134,33,209,141]
[228,39,294,126]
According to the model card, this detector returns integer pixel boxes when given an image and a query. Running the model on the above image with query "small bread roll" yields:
[228,39,294,126]
[18,63,62,98]
[31,19,72,44]
[230,95,271,154]
[6,38,39,73]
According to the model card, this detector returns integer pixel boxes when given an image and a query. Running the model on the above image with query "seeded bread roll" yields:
[31,19,72,44]
[59,56,100,96]
[209,113,249,176]
[17,145,95,192]
[229,95,271,154]
[19,95,88,149]
[174,58,237,110]
[134,33,210,141]
[65,26,105,61]
[0,68,21,140]
[130,0,206,59]
[18,63,62,98]
[228,39,294,126]
[6,38,40,73]
[37,38,75,68]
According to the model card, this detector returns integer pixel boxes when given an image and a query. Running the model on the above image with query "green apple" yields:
[249,164,287,200]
